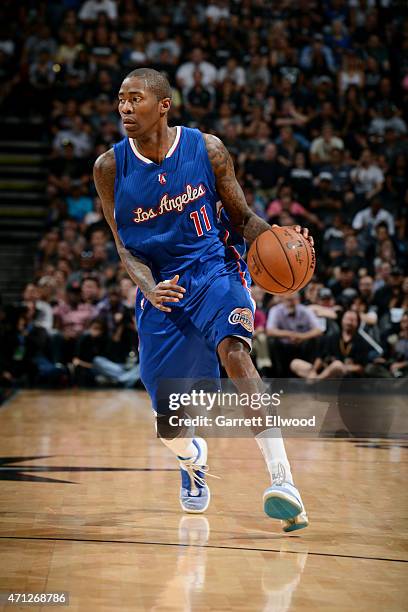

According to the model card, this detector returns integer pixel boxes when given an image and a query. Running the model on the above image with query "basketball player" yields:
[94,68,313,532]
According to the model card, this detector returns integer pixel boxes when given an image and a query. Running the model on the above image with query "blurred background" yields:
[0,0,407,402]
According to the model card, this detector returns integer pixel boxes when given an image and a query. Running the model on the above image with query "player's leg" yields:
[137,303,217,513]
[217,336,308,531]
[190,273,308,531]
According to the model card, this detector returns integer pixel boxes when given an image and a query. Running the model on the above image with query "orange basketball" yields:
[247,226,316,295]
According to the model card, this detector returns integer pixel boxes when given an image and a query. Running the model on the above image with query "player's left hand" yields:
[294,225,314,247]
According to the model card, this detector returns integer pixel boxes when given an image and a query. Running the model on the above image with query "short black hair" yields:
[124,68,172,101]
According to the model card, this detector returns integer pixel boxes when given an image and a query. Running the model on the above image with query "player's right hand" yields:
[145,274,186,313]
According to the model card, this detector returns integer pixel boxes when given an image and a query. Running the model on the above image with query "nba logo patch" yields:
[228,307,254,332]
[158,173,167,184]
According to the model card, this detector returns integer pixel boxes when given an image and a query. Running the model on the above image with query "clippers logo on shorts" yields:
[228,307,254,332]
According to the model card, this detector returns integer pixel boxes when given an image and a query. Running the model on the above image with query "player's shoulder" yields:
[93,148,116,189]
[94,147,116,175]
[201,132,231,175]
[202,132,224,150]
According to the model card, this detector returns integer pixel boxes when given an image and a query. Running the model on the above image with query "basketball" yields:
[247,226,316,295]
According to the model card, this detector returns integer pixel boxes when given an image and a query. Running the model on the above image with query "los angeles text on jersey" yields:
[132,183,206,223]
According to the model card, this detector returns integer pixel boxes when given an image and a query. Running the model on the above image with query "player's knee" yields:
[218,337,250,372]
[156,410,184,440]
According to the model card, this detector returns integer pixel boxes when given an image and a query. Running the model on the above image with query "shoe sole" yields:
[180,486,211,514]
[282,519,309,533]
[263,490,302,520]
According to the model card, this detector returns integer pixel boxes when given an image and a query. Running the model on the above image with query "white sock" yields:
[160,435,197,460]
[255,428,294,485]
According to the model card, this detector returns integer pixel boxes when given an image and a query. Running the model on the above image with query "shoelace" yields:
[180,460,220,496]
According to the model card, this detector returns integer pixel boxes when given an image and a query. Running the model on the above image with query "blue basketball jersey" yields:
[113,126,249,288]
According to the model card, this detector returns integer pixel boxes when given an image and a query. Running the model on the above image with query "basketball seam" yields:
[254,235,291,291]
[269,227,295,289]
[292,233,310,292]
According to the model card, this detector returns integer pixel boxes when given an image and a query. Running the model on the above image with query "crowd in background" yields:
[0,0,407,395]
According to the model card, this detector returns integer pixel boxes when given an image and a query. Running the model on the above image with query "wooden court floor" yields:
[0,389,407,611]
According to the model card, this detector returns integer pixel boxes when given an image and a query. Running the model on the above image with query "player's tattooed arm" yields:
[203,133,314,246]
[203,133,269,244]
[93,149,185,312]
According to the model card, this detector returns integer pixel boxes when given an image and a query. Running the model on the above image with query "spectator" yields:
[245,143,286,195]
[176,48,217,91]
[300,33,336,74]
[338,51,365,95]
[266,184,322,229]
[329,263,358,299]
[246,54,271,89]
[146,27,180,63]
[53,283,98,363]
[217,57,246,89]
[275,126,306,168]
[310,172,342,223]
[205,1,230,23]
[266,294,322,377]
[22,283,54,332]
[350,149,384,201]
[1,0,407,390]
[79,0,118,22]
[288,152,313,205]
[358,275,376,307]
[333,234,366,273]
[386,311,408,378]
[53,116,93,158]
[66,182,94,222]
[185,70,213,121]
[368,103,407,139]
[307,287,340,336]
[352,197,395,238]
[310,124,344,166]
[291,310,373,380]
[322,147,353,197]
[373,267,404,320]
[73,317,139,387]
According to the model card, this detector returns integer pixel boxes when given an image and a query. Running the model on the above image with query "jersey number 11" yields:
[190,205,212,237]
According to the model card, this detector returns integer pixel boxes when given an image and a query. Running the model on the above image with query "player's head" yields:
[118,68,172,136]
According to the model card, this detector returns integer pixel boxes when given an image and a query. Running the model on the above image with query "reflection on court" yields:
[0,390,406,611]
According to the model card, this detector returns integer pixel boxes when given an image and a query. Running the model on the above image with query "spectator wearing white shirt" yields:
[205,0,230,23]
[145,27,180,63]
[350,148,384,199]
[79,0,117,22]
[217,57,246,88]
[176,48,217,92]
[53,116,93,159]
[310,124,344,165]
[368,103,407,138]
[352,197,395,237]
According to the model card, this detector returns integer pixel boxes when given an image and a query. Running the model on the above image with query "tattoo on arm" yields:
[93,149,156,295]
[203,133,270,243]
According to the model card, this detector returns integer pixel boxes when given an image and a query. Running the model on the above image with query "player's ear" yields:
[160,97,171,115]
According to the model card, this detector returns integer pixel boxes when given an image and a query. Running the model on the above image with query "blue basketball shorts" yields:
[135,270,255,414]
